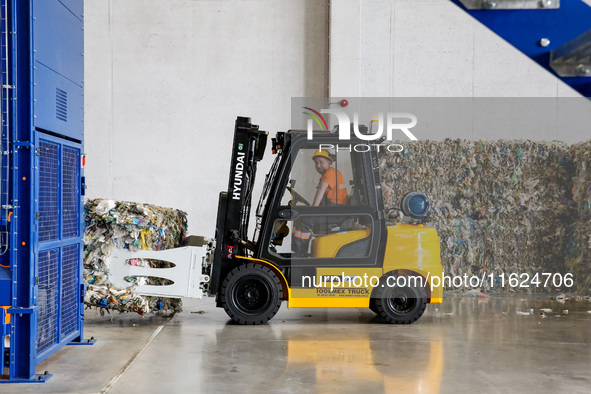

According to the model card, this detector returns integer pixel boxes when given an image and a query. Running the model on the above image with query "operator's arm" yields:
[312,181,329,206]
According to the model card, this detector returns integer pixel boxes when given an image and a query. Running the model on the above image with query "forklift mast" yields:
[210,117,267,296]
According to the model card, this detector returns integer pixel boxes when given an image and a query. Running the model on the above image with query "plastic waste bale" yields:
[379,139,572,292]
[565,141,591,293]
[84,198,188,315]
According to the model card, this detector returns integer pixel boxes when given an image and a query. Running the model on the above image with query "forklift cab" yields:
[257,130,387,284]
[265,147,375,258]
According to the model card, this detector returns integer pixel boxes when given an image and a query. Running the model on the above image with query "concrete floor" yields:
[2,295,591,393]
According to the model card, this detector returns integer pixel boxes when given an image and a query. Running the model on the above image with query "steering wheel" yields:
[287,186,310,206]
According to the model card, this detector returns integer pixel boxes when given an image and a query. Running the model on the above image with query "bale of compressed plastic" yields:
[565,142,591,293]
[84,199,188,315]
[379,139,572,292]
[569,141,591,214]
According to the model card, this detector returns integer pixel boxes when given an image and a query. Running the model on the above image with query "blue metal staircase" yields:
[452,0,591,97]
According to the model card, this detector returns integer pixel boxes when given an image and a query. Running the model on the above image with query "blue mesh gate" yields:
[36,135,83,360]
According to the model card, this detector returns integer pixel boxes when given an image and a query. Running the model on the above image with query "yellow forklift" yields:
[111,116,443,325]
[207,117,442,324]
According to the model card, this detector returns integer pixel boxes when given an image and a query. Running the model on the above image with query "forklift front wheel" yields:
[220,263,283,325]
[369,297,378,314]
[374,275,427,324]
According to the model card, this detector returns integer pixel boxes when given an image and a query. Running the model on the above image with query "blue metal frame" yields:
[0,0,87,383]
[451,0,591,97]
[33,133,84,364]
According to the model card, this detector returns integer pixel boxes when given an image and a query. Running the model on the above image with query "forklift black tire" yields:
[220,263,283,325]
[369,297,378,314]
[374,275,427,324]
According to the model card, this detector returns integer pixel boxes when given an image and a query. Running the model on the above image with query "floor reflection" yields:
[207,322,444,393]
[285,337,443,393]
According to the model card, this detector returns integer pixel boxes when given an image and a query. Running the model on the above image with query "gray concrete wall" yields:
[84,0,328,235]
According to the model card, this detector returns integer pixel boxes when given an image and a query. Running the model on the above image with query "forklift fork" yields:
[107,242,213,299]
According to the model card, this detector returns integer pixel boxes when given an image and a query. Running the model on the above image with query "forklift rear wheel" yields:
[369,297,378,314]
[374,275,427,324]
[220,263,283,325]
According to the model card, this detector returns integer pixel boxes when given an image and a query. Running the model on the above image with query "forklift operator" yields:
[293,149,348,256]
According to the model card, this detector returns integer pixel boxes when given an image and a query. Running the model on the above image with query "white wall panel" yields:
[391,2,475,97]
[360,1,392,97]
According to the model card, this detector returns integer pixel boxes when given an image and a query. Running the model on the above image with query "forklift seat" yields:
[310,217,356,237]
[311,228,371,258]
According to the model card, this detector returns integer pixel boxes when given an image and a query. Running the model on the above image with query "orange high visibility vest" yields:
[321,167,348,205]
